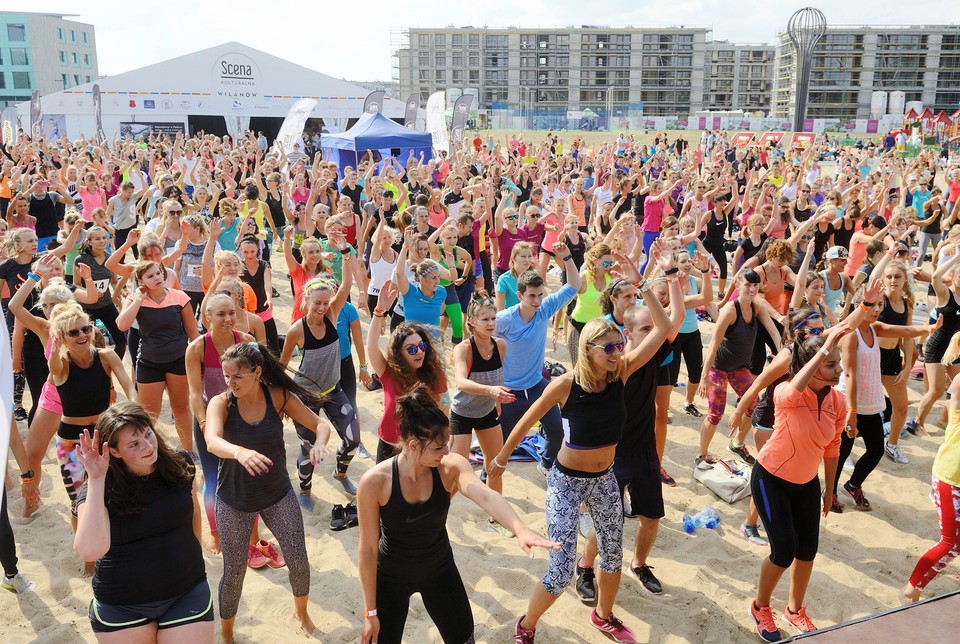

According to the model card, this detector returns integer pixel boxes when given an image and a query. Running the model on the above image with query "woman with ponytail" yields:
[357,385,558,644]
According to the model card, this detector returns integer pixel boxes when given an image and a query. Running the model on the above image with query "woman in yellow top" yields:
[902,332,960,603]
[239,183,279,262]
[567,243,614,365]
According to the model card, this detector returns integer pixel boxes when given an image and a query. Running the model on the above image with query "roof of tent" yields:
[320,112,432,151]
[18,42,402,120]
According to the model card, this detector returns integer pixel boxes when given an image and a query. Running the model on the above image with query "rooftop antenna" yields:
[787,7,827,131]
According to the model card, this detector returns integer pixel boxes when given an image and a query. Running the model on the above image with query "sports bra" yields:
[56,350,111,418]
[878,295,907,326]
[561,377,626,450]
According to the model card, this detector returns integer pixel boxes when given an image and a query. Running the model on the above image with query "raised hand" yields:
[77,428,110,479]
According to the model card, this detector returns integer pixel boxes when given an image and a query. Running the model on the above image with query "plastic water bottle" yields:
[682,507,720,534]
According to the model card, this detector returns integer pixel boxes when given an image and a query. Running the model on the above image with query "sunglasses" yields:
[404,341,429,356]
[803,327,824,336]
[601,260,615,268]
[66,325,93,337]
[506,215,520,220]
[590,340,625,354]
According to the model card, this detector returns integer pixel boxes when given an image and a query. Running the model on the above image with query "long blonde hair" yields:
[574,318,623,393]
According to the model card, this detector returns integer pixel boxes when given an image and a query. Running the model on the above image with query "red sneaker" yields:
[590,609,637,643]
[514,615,535,643]
[749,600,782,642]
[247,544,269,569]
[256,539,285,568]
[782,605,817,633]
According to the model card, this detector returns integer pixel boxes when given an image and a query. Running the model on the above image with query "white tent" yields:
[16,41,402,140]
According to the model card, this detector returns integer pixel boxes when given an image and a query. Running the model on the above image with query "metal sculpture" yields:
[787,7,827,131]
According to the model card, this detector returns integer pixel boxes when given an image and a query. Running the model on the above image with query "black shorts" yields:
[449,408,500,435]
[613,452,665,520]
[880,347,903,377]
[89,579,213,633]
[136,356,187,384]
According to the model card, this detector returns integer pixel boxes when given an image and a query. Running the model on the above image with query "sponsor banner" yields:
[730,132,756,147]
[757,131,786,146]
[790,132,817,147]
[30,90,42,139]
[426,91,448,155]
[450,94,473,147]
[1,106,18,145]
[276,98,318,156]
[93,84,106,144]
[363,90,385,114]
[119,121,186,139]
[404,93,419,128]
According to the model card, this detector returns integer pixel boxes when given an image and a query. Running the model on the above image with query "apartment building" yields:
[0,11,99,108]
[703,42,775,113]
[771,25,960,121]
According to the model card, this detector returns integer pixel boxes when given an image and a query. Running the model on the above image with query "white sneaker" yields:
[885,442,909,465]
[1,573,36,594]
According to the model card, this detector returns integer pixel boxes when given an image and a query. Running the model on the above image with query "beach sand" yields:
[3,265,957,643]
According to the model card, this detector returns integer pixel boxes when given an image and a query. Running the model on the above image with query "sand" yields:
[3,263,958,644]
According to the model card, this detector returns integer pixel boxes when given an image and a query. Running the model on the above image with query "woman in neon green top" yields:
[567,242,614,365]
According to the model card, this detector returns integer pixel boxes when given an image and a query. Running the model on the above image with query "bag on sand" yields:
[693,458,752,504]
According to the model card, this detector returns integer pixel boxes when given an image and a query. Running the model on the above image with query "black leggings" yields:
[22,329,48,424]
[750,319,783,376]
[376,439,398,463]
[752,462,821,568]
[834,412,885,491]
[0,488,20,577]
[127,327,141,372]
[375,559,474,644]
[668,329,703,385]
[702,237,728,280]
[86,304,127,360]
[262,317,279,355]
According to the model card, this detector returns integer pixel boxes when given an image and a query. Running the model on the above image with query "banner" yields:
[30,90,42,140]
[93,83,106,144]
[276,98,318,157]
[403,93,419,128]
[450,94,473,149]
[730,132,756,147]
[224,115,251,145]
[363,90,385,114]
[41,114,66,140]
[790,132,817,148]
[426,91,448,155]
[120,122,186,139]
[757,131,786,146]
[1,106,17,145]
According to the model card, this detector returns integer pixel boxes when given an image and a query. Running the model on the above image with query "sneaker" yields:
[843,481,871,510]
[739,523,767,546]
[1,572,36,593]
[782,605,817,633]
[589,609,637,643]
[695,454,717,466]
[271,287,280,298]
[256,540,285,568]
[727,442,756,465]
[330,504,347,530]
[885,442,909,465]
[622,492,638,519]
[660,467,677,487]
[247,544,270,569]
[749,600,782,642]
[297,492,315,512]
[631,564,663,595]
[365,373,383,392]
[344,502,359,527]
[537,461,550,478]
[904,419,920,436]
[683,402,703,418]
[575,563,597,605]
[489,519,515,537]
[514,615,536,644]
[578,511,595,538]
[13,407,27,422]
[357,442,371,459]
[332,471,357,495]
[830,494,843,514]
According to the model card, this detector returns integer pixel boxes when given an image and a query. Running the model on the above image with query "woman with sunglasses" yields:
[567,243,615,365]
[367,281,448,463]
[493,258,663,643]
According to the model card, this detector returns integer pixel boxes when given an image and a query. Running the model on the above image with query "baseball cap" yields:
[825,246,849,260]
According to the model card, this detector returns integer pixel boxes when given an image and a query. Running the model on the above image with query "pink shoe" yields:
[514,615,535,643]
[256,539,285,568]
[590,609,637,643]
[247,544,269,569]
[782,605,817,633]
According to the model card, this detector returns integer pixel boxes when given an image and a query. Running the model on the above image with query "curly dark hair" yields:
[91,401,193,516]
[386,322,446,396]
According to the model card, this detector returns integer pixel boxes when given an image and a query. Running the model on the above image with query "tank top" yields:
[369,254,397,295]
[78,187,103,222]
[56,351,111,420]
[178,240,207,293]
[201,331,241,405]
[679,277,700,334]
[241,200,268,239]
[759,265,788,315]
[216,385,291,512]
[569,195,587,227]
[704,211,726,244]
[836,327,884,415]
[264,192,285,229]
[821,270,845,313]
[451,339,503,418]
[878,295,907,326]
[241,260,269,313]
[437,247,464,287]
[752,353,791,429]
[566,233,586,269]
[561,378,626,450]
[293,316,340,395]
[377,457,453,579]
[714,301,757,372]
[793,201,813,223]
[571,274,610,324]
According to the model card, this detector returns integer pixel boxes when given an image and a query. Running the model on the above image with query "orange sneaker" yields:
[256,539,285,568]
[247,544,270,569]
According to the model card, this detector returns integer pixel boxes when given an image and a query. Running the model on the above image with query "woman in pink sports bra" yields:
[7,255,99,518]
[77,172,106,223]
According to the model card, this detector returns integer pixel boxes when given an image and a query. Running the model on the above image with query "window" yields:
[435,54,445,66]
[13,72,30,89]
[6,24,25,41]
[60,51,66,64]
[83,32,89,45]
[452,70,463,83]
[84,54,90,66]
[468,70,479,83]
[58,27,65,41]
[469,55,479,67]
[419,69,430,81]
[419,54,430,67]
[85,75,91,83]
[10,48,28,66]
[74,74,81,86]
[452,34,462,46]
[0,73,5,89]
[62,73,70,88]
[419,34,431,47]
[434,34,445,46]
[70,30,77,43]
[452,55,462,66]
[469,34,479,46]
[435,70,445,82]
[72,52,79,65]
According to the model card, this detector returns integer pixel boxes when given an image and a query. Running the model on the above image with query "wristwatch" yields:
[20,470,34,480]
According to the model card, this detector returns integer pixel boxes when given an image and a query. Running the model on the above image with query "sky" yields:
[8,1,960,81]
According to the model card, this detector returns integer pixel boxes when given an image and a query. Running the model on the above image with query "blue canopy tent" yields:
[321,112,433,179]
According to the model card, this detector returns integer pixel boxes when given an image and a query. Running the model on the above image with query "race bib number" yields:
[93,278,110,294]
[187,263,202,278]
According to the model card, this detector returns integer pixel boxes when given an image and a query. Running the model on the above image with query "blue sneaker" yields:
[297,493,315,512]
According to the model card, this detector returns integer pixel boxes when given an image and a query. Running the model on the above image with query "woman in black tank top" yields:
[876,261,916,451]
[357,386,557,644]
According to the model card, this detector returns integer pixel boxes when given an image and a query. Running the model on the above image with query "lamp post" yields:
[787,7,827,132]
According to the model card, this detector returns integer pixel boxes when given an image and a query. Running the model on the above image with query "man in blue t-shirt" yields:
[495,252,581,470]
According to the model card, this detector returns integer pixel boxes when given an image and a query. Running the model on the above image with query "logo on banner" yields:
[162,100,173,109]
[232,100,243,113]
[144,100,155,109]
[213,52,261,97]
[180,100,191,110]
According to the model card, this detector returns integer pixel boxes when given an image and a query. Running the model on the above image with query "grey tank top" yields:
[451,339,503,418]
[293,316,340,394]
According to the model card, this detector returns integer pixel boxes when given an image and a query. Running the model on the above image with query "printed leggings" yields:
[542,465,623,595]
[216,489,309,619]
[704,367,756,426]
[56,437,86,516]
[293,385,360,491]
[909,476,960,590]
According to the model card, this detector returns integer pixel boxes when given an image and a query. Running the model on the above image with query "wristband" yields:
[558,254,572,262]
[820,347,831,356]
[26,272,41,282]
[20,477,34,484]
[664,267,680,276]
[373,308,385,317]
[364,609,378,618]
[359,364,368,372]
[492,456,507,469]
[233,448,242,461]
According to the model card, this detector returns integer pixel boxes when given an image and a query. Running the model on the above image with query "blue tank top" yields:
[679,277,700,334]
[821,270,845,312]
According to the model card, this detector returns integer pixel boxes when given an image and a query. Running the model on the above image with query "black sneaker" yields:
[330,504,347,530]
[13,407,27,421]
[271,287,280,298]
[575,564,597,605]
[344,502,359,527]
[727,441,757,466]
[830,494,843,514]
[631,564,663,595]
[843,481,871,510]
[365,373,383,392]
[683,402,703,418]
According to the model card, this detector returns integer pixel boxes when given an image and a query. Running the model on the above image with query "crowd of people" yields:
[0,124,959,643]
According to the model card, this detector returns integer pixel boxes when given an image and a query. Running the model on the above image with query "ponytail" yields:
[396,383,449,447]
[220,342,320,405]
